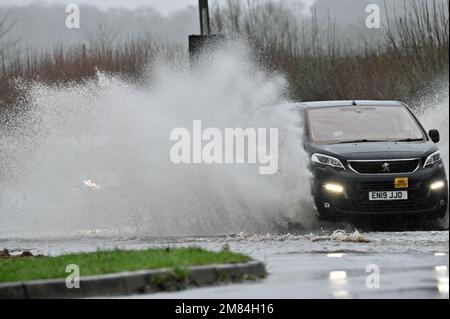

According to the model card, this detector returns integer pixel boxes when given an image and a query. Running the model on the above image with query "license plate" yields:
[369,191,408,201]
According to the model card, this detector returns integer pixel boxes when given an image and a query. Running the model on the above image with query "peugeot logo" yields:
[382,162,390,173]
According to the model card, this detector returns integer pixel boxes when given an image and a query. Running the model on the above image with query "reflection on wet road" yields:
[142,251,448,299]
[1,230,448,299]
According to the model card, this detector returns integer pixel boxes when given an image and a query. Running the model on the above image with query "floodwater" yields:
[1,227,448,299]
[0,46,448,299]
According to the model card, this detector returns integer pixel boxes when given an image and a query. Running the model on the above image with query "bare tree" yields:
[84,21,123,52]
[0,16,19,66]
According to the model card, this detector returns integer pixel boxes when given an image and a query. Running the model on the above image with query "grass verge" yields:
[0,247,251,283]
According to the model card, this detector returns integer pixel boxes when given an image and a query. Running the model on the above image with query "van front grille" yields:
[355,180,420,191]
[348,159,420,174]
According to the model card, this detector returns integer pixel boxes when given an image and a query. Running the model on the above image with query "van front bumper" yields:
[312,163,448,219]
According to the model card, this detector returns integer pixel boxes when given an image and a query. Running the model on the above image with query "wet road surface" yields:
[1,229,448,299]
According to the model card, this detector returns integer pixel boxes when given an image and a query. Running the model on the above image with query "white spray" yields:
[417,80,449,228]
[0,46,317,238]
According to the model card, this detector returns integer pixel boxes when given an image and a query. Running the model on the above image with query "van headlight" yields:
[311,153,345,170]
[424,151,441,168]
[430,180,446,191]
[324,183,345,194]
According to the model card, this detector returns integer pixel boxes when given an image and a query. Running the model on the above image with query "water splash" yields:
[417,80,449,228]
[0,45,316,238]
[0,46,447,239]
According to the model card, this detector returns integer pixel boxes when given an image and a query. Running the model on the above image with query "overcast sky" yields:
[0,0,200,15]
[0,0,317,15]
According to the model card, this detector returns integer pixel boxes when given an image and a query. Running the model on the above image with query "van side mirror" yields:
[429,129,440,143]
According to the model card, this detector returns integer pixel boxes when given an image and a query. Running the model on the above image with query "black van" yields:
[299,100,448,222]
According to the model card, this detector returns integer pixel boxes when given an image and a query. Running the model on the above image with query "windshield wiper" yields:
[338,138,423,144]
[338,139,387,144]
[392,138,424,142]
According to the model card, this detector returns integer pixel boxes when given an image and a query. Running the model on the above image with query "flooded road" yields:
[1,228,448,299]
[0,52,447,299]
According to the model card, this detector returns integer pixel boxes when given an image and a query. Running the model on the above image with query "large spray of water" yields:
[0,45,448,238]
[0,46,317,238]
[417,80,449,228]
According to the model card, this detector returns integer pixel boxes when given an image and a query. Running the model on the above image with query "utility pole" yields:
[188,0,225,67]
[199,0,211,35]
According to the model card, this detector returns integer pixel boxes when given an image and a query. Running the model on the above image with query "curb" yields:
[0,261,266,299]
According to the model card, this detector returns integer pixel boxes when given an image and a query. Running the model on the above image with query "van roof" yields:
[299,100,405,108]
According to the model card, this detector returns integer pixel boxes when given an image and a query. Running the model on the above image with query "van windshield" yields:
[307,105,425,144]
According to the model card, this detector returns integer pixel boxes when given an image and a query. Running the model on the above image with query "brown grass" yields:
[0,41,184,116]
[211,0,449,104]
[0,0,448,116]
